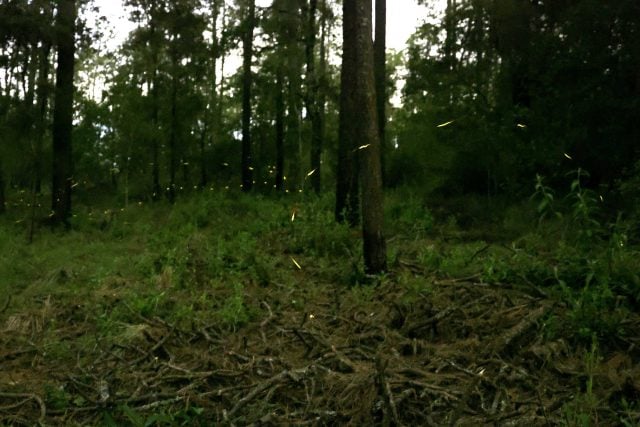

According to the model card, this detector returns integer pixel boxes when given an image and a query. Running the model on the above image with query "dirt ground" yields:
[1,265,639,426]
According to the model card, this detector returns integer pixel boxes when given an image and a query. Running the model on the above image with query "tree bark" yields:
[51,0,76,228]
[241,0,256,192]
[354,0,387,274]
[335,0,359,226]
[374,0,386,183]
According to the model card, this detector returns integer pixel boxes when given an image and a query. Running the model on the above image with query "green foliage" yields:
[561,338,601,426]
[217,283,251,330]
[397,272,432,302]
[44,384,71,411]
[532,174,560,224]
[386,192,434,237]
[566,169,602,244]
[288,195,358,258]
[399,0,640,198]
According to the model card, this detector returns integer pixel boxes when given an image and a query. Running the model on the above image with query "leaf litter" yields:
[1,266,638,426]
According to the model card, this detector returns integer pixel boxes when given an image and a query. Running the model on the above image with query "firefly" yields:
[437,120,455,128]
[291,257,302,270]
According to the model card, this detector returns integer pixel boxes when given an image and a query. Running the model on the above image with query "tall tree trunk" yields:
[275,67,285,192]
[374,0,386,183]
[335,0,359,225]
[241,0,256,192]
[305,0,322,194]
[353,0,387,274]
[202,0,221,189]
[51,0,76,228]
[34,42,51,195]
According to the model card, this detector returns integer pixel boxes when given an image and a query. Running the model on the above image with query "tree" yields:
[241,0,256,192]
[335,0,359,225]
[51,0,76,227]
[343,0,387,273]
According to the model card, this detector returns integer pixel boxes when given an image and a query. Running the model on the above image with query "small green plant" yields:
[532,174,560,225]
[567,169,601,244]
[617,398,640,427]
[417,245,441,270]
[129,291,166,317]
[562,336,600,426]
[348,283,376,305]
[386,195,434,237]
[44,384,71,411]
[398,272,432,302]
[217,283,250,330]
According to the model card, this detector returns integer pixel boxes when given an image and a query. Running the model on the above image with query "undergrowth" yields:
[0,185,637,424]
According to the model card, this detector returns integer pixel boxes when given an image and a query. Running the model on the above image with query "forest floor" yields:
[0,191,639,426]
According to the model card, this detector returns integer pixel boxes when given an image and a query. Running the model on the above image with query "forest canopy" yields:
[1,0,639,207]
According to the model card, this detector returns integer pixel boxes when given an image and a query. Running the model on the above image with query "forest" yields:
[0,0,639,424]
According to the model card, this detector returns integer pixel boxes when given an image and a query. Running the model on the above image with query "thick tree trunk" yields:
[275,68,285,192]
[51,0,76,228]
[241,0,256,192]
[354,0,387,274]
[374,0,386,183]
[335,0,359,226]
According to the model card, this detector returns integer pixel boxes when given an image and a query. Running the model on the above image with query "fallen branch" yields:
[136,396,184,411]
[488,304,552,357]
[128,330,173,367]
[226,367,311,420]
[376,357,401,426]
[0,392,46,421]
[260,301,274,344]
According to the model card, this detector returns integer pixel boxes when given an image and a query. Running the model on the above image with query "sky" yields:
[94,0,444,53]
[87,0,445,103]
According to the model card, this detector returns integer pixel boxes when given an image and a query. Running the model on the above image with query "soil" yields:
[1,264,639,425]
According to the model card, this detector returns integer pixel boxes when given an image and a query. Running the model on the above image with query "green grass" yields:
[0,188,638,424]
